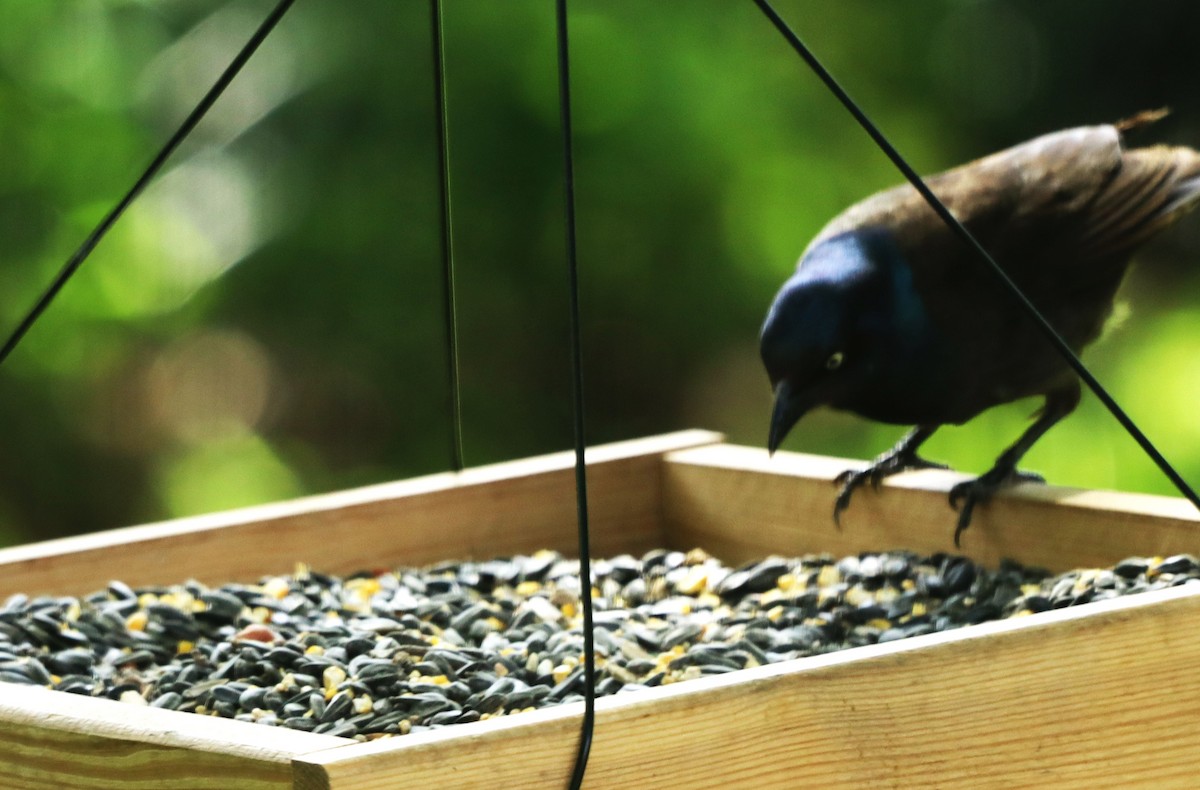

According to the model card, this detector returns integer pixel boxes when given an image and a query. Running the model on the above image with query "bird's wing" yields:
[809,124,1200,279]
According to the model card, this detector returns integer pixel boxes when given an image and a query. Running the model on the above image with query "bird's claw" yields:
[948,483,983,548]
[948,468,1045,546]
[832,452,949,527]
[831,476,860,528]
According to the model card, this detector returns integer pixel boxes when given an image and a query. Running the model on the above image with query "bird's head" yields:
[760,231,898,454]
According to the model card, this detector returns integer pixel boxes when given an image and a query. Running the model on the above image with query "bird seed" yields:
[0,549,1195,740]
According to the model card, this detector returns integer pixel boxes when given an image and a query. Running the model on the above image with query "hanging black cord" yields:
[555,1,596,787]
[751,0,1200,513]
[0,0,297,369]
[430,0,465,472]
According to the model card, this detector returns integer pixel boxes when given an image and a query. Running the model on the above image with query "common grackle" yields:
[760,116,1200,544]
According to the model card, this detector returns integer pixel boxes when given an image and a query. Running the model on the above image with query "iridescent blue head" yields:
[760,228,931,453]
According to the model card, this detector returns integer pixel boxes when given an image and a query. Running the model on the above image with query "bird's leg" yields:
[949,383,1081,546]
[833,424,945,525]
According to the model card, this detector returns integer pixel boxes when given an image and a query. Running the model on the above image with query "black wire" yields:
[0,0,297,370]
[431,0,465,472]
[751,0,1200,514]
[555,1,596,787]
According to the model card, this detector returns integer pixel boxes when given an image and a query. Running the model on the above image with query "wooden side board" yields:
[663,444,1200,571]
[292,585,1200,789]
[0,684,343,789]
[3,433,1199,788]
[0,431,722,788]
[0,430,721,599]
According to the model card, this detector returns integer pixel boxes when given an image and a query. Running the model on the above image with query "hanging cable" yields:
[0,0,297,370]
[430,0,465,472]
[751,0,1200,514]
[554,1,597,787]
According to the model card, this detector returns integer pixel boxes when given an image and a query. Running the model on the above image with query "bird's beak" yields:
[767,379,814,456]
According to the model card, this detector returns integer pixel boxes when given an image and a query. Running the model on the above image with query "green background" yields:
[0,0,1198,546]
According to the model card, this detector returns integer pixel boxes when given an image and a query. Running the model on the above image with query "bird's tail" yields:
[1080,130,1200,255]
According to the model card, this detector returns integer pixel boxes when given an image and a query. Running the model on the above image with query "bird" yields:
[759,112,1200,545]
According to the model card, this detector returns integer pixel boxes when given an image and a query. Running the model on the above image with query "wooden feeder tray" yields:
[1,429,1198,788]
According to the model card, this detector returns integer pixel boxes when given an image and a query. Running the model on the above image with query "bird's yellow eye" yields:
[825,351,844,370]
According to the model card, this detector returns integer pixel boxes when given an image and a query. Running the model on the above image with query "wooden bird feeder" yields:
[1,429,1198,788]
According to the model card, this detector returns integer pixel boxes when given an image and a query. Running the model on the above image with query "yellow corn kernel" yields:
[843,586,872,607]
[515,581,541,596]
[675,567,708,596]
[345,577,381,597]
[261,577,291,600]
[323,665,347,693]
[817,565,840,587]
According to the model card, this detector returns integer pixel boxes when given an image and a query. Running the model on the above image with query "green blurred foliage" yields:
[0,0,1199,546]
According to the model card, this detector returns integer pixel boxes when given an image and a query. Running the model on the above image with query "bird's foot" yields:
[948,468,1045,546]
[833,451,949,526]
